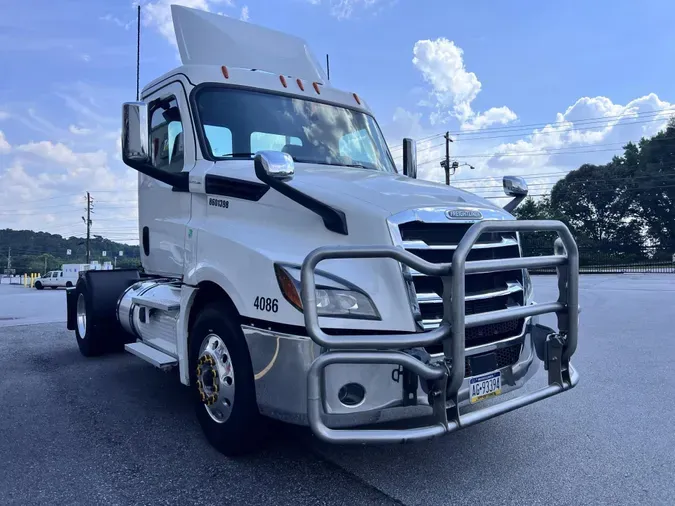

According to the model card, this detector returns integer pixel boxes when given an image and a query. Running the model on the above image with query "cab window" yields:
[339,129,377,165]
[149,96,184,174]
[251,132,302,153]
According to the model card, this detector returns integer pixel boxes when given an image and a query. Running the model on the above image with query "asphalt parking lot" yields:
[0,275,673,505]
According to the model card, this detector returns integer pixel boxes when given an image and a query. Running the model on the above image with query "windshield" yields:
[195,87,397,173]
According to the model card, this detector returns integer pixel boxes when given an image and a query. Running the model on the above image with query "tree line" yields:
[514,118,674,265]
[0,229,140,274]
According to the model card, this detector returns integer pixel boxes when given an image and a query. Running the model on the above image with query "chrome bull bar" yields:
[300,220,580,444]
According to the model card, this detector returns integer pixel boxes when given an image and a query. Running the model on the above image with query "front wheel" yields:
[35,281,43,290]
[190,302,268,457]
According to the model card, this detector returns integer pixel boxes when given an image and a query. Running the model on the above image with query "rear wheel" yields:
[190,302,268,457]
[74,282,106,357]
[66,281,73,288]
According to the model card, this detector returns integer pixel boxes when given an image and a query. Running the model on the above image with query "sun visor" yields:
[171,5,328,84]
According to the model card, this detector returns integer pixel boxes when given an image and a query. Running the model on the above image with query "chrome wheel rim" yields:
[197,334,235,424]
[76,293,87,338]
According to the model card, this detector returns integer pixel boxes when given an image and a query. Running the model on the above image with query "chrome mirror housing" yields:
[254,151,295,180]
[503,176,528,197]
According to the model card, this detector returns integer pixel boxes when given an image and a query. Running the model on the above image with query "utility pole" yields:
[43,254,47,274]
[82,192,93,264]
[443,131,453,185]
[6,246,10,272]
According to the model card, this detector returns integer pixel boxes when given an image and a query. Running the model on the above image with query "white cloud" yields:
[143,0,235,45]
[69,125,92,135]
[305,0,387,19]
[16,141,108,170]
[80,54,91,63]
[462,106,518,132]
[0,131,10,154]
[486,93,674,171]
[240,5,249,21]
[412,38,517,130]
[0,139,138,237]
[0,111,9,121]
[100,13,134,30]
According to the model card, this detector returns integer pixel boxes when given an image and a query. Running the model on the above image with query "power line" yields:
[451,107,675,136]
[388,108,675,151]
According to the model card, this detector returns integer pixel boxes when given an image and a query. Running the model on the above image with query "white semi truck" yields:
[65,5,580,456]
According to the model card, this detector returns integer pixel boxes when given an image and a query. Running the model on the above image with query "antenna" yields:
[136,4,141,101]
[326,54,330,81]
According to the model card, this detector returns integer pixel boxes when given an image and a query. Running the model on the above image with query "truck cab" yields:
[66,5,580,456]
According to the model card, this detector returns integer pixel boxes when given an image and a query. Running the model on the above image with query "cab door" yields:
[138,80,196,278]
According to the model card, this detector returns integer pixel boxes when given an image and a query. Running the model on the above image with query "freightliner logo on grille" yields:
[445,209,483,220]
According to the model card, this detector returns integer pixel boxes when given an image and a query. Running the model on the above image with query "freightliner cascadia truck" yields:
[65,5,580,456]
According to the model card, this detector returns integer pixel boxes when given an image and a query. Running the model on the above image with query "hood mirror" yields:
[254,151,295,180]
[402,138,417,179]
[503,176,528,197]
[502,176,528,213]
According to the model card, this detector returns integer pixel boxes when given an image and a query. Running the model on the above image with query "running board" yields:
[125,342,178,370]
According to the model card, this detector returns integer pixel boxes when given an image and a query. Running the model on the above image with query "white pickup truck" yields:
[35,270,76,290]
[65,5,581,456]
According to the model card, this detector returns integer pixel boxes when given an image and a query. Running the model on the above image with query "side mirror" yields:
[402,138,417,178]
[503,176,528,197]
[254,151,295,180]
[122,102,150,166]
[121,101,188,190]
[502,176,528,213]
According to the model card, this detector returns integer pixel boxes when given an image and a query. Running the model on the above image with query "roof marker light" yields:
[353,93,361,105]
[312,82,321,94]
[221,65,229,79]
[296,78,304,91]
[279,75,288,87]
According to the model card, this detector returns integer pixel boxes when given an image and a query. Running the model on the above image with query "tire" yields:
[72,271,139,356]
[189,302,268,457]
[35,281,43,290]
[74,280,107,357]
[66,281,73,288]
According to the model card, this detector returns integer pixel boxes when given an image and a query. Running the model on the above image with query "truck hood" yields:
[289,165,506,215]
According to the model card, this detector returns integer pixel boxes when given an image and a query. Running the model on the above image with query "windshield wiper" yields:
[292,158,375,170]
[341,163,372,170]
[218,152,255,158]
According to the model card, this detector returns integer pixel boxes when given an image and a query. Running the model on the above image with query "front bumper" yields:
[244,317,544,428]
[300,219,580,444]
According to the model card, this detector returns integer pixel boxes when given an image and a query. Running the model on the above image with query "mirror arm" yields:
[503,195,526,214]
[122,156,189,191]
[254,157,348,235]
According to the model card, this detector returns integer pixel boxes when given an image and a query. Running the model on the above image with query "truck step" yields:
[131,296,180,312]
[124,342,178,370]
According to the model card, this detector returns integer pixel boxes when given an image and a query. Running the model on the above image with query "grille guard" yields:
[301,220,580,444]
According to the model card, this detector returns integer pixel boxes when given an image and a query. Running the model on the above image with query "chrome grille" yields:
[395,218,526,352]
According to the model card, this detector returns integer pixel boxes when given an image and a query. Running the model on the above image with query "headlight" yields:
[274,264,380,320]
[523,268,534,303]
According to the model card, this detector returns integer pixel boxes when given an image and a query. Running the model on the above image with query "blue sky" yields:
[1,0,674,241]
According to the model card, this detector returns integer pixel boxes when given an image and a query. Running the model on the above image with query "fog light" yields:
[338,383,365,407]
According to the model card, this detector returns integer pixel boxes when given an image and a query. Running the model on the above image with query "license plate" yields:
[469,371,501,404]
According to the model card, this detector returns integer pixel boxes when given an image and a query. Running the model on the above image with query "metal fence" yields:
[523,239,675,274]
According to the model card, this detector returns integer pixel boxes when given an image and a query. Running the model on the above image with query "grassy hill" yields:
[0,229,140,274]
